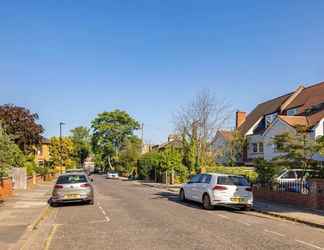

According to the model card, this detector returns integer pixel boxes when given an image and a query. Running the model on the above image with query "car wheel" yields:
[202,194,213,210]
[179,189,186,202]
[88,200,94,205]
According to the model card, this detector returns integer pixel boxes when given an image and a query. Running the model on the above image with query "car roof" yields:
[60,172,87,176]
[204,173,245,177]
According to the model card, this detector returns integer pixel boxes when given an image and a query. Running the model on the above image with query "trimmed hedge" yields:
[205,165,258,183]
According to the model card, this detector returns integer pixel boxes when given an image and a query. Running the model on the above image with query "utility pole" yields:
[59,122,65,174]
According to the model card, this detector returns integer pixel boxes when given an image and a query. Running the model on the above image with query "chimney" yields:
[236,111,246,129]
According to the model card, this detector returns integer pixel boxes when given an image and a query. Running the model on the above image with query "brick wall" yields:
[254,179,324,210]
[0,177,13,199]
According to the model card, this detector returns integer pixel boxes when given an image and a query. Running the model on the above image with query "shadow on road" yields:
[152,191,247,213]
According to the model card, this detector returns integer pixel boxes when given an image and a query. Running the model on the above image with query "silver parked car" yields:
[50,173,94,206]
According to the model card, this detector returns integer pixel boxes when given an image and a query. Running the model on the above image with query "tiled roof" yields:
[278,116,308,128]
[218,130,234,141]
[239,81,324,135]
[285,82,324,111]
[238,93,291,135]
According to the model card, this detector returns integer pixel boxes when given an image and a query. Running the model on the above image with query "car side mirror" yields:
[91,178,94,182]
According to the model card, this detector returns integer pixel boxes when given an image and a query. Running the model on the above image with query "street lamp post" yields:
[59,122,65,174]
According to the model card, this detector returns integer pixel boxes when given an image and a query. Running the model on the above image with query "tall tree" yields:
[273,125,323,171]
[0,127,25,177]
[119,136,142,174]
[174,90,233,167]
[0,104,44,154]
[91,110,140,170]
[70,126,91,166]
[49,137,75,169]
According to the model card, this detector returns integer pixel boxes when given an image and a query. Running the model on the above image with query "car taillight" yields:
[54,184,63,189]
[213,185,227,191]
[80,183,91,188]
[245,187,252,192]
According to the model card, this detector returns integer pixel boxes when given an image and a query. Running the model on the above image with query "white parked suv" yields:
[179,173,253,210]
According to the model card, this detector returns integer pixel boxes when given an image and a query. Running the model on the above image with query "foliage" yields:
[273,126,323,170]
[205,165,258,183]
[70,126,91,166]
[181,133,198,174]
[91,110,140,170]
[222,130,247,166]
[119,136,142,174]
[0,104,44,154]
[49,136,75,169]
[174,90,233,168]
[0,127,25,177]
[138,151,161,179]
[253,158,282,185]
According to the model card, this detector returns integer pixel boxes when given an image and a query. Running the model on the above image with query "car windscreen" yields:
[217,176,250,186]
[57,175,88,184]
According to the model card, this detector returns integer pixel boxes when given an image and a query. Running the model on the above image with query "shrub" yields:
[205,165,258,183]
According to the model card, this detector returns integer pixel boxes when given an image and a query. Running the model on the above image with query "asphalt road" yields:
[43,175,324,250]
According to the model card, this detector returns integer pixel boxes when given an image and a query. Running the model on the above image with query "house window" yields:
[252,143,258,153]
[265,113,277,128]
[287,107,298,116]
[259,143,264,153]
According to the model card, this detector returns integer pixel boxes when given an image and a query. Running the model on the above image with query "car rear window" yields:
[57,175,87,184]
[217,176,250,186]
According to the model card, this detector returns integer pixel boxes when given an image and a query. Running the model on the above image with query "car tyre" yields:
[202,194,213,210]
[179,189,186,202]
[88,200,94,205]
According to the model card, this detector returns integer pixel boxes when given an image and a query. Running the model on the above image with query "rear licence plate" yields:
[230,197,247,203]
[64,194,81,199]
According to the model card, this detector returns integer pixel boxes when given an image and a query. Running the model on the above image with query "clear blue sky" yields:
[1,1,324,143]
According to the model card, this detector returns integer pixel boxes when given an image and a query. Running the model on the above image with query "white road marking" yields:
[264,229,285,237]
[295,240,324,250]
[105,216,110,222]
[102,210,106,215]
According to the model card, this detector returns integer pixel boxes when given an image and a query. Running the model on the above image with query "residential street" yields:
[24,175,324,250]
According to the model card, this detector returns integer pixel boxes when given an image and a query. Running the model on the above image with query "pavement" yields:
[21,175,324,250]
[0,181,54,250]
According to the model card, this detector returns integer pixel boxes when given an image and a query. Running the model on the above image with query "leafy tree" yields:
[0,104,44,154]
[138,151,161,179]
[273,125,322,171]
[181,132,197,174]
[254,158,280,185]
[70,126,91,167]
[91,110,140,170]
[49,137,75,169]
[0,127,25,177]
[160,146,188,183]
[119,136,142,174]
[223,130,247,166]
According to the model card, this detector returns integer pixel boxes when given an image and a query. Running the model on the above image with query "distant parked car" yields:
[179,173,253,210]
[50,173,94,206]
[106,172,119,179]
[275,169,317,193]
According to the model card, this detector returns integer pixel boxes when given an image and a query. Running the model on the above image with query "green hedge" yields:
[205,165,258,183]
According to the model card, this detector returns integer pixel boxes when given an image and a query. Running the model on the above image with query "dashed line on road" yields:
[105,216,110,222]
[264,229,285,237]
[295,240,324,250]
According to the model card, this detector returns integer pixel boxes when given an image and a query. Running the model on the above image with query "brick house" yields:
[237,81,324,163]
[35,137,50,164]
